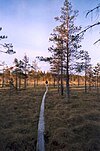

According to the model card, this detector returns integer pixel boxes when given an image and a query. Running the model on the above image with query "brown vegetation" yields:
[0,84,100,151]
[45,86,100,151]
[0,87,45,151]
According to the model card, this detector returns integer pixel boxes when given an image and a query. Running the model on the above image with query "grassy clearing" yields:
[0,86,45,151]
[45,86,100,151]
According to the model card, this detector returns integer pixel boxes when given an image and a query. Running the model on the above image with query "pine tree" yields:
[93,63,100,95]
[79,50,91,93]
[49,0,82,101]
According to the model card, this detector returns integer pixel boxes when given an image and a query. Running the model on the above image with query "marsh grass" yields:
[0,85,100,151]
[0,86,45,151]
[45,86,100,151]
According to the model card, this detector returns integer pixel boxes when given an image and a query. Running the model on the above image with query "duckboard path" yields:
[36,86,48,151]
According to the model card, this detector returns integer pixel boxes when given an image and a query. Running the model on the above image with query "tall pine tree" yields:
[49,0,82,101]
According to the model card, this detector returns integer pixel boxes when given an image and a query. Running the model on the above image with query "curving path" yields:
[36,86,48,151]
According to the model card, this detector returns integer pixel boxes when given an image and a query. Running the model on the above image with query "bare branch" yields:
[86,3,100,17]
[78,21,100,36]
[93,39,100,45]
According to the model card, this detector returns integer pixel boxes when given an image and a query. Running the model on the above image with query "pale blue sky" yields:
[0,0,100,71]
[71,0,100,68]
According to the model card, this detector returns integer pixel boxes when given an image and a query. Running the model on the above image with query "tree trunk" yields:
[78,75,80,87]
[24,77,27,89]
[60,42,64,96]
[53,76,56,88]
[57,73,60,93]
[66,44,70,101]
[15,72,18,90]
[19,76,21,90]
[61,73,63,96]
[85,68,87,93]
[66,61,70,100]
[66,14,70,102]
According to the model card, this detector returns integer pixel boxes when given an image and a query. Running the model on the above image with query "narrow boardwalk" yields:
[37,86,48,151]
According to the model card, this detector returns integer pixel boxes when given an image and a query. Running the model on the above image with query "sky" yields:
[0,0,100,71]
